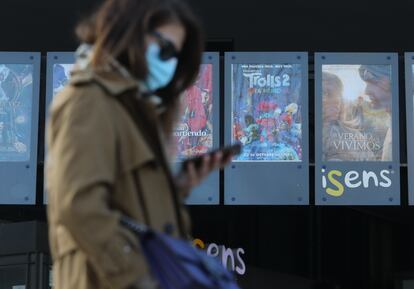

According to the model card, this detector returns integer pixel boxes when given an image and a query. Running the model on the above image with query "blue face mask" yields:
[145,43,178,92]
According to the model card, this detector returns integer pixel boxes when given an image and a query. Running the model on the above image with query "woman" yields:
[46,0,227,288]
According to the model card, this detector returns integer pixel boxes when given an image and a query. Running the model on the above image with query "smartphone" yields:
[182,143,242,170]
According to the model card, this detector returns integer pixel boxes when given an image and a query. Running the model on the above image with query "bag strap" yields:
[113,90,186,238]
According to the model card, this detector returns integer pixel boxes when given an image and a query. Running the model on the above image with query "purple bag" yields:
[121,216,241,289]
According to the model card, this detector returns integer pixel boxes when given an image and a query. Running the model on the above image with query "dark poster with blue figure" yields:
[53,64,73,96]
[0,64,34,162]
[0,52,40,204]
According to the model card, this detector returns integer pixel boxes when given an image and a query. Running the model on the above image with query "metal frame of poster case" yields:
[405,53,414,205]
[184,52,220,205]
[0,52,41,204]
[315,53,400,205]
[224,52,309,205]
[44,52,75,204]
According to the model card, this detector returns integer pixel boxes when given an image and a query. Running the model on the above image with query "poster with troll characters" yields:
[231,63,302,161]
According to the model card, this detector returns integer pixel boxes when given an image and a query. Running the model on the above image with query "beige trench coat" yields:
[46,67,190,289]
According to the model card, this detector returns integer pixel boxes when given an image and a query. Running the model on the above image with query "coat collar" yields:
[69,64,166,115]
[69,66,140,96]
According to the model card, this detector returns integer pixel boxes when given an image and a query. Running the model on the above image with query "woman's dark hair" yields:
[76,0,203,100]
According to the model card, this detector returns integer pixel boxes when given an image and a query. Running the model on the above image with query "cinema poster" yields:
[53,64,73,96]
[231,63,302,162]
[0,64,34,162]
[172,64,213,161]
[322,64,392,162]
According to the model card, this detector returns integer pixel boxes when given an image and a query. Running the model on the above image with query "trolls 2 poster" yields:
[231,63,302,162]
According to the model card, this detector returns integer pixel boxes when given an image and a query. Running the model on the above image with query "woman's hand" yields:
[175,151,232,198]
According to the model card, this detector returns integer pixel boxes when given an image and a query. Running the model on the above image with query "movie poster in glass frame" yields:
[315,53,400,205]
[224,52,309,205]
[0,52,40,204]
[171,52,220,204]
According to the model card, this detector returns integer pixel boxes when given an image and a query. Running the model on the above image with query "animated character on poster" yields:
[255,101,278,142]
[0,64,33,161]
[322,65,391,162]
[173,64,213,160]
[232,64,302,161]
